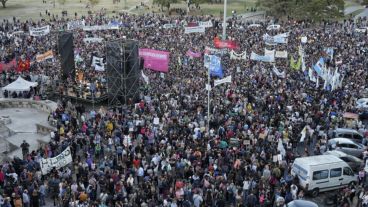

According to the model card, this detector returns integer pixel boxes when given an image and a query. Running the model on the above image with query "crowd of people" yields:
[0,8,368,207]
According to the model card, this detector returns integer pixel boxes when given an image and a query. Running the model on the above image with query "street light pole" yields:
[222,0,227,40]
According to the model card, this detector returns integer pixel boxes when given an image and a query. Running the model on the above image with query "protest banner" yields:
[83,24,119,31]
[29,25,50,37]
[83,37,103,43]
[0,59,16,72]
[67,20,85,30]
[184,26,205,34]
[230,51,247,60]
[163,24,176,29]
[213,37,238,49]
[40,147,73,175]
[214,75,232,86]
[186,50,202,58]
[36,50,54,62]
[275,50,288,58]
[139,49,170,72]
[198,21,213,28]
[250,52,272,62]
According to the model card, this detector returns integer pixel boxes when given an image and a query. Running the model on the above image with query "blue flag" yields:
[209,55,223,78]
[313,58,324,76]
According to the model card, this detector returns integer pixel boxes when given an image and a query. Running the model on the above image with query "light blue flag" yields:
[209,55,223,78]
[324,48,334,60]
[313,58,324,76]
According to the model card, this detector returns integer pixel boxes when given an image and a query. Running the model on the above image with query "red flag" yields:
[17,59,24,72]
[214,37,238,49]
[25,58,31,71]
[0,59,16,72]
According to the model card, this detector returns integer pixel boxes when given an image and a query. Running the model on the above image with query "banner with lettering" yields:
[264,49,275,62]
[29,25,50,37]
[67,20,85,30]
[186,50,202,58]
[83,37,103,44]
[263,33,288,45]
[36,50,54,62]
[83,24,119,31]
[198,21,213,28]
[0,59,16,72]
[139,49,170,72]
[250,52,273,62]
[184,26,205,34]
[230,50,246,60]
[214,37,238,49]
[163,24,176,29]
[40,147,73,175]
[275,50,288,58]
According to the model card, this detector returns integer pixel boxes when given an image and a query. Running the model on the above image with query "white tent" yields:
[2,76,38,92]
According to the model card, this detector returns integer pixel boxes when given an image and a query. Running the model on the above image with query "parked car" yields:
[357,98,368,109]
[291,155,356,197]
[323,150,363,172]
[287,200,318,207]
[331,128,364,143]
[327,138,365,158]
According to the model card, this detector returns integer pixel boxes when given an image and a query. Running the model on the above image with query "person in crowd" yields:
[0,9,367,207]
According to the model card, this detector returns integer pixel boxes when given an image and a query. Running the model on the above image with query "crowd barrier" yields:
[0,99,57,113]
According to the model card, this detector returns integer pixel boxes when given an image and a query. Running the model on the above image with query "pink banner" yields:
[139,49,170,72]
[186,50,202,58]
[0,59,16,72]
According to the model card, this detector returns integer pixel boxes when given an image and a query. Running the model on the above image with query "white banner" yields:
[29,25,50,37]
[250,52,272,62]
[162,24,176,29]
[141,71,149,84]
[184,26,205,34]
[67,20,85,30]
[272,65,285,78]
[264,49,275,62]
[83,37,103,44]
[40,147,73,175]
[92,56,104,71]
[83,24,119,31]
[214,75,232,86]
[198,21,213,28]
[263,33,288,45]
[230,50,246,60]
[275,50,288,58]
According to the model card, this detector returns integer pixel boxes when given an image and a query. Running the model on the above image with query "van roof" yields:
[294,155,343,166]
[335,128,359,133]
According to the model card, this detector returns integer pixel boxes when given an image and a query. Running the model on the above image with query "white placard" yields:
[40,147,73,175]
[184,26,205,34]
[29,25,50,37]
[153,118,160,125]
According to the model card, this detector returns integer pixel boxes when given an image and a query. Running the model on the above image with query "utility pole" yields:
[222,0,227,40]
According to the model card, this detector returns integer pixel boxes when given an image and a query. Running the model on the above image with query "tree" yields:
[188,0,210,8]
[58,0,67,6]
[88,0,99,7]
[258,0,344,21]
[362,0,368,6]
[1,0,8,8]
[153,0,179,10]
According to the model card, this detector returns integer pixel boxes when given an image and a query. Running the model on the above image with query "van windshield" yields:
[293,163,308,180]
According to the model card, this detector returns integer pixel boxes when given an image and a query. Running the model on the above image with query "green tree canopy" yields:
[153,0,179,10]
[1,0,8,8]
[258,0,344,21]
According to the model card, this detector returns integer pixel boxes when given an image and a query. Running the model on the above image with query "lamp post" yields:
[222,0,227,40]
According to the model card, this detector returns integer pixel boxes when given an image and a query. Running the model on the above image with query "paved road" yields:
[355,8,368,19]
[345,5,364,15]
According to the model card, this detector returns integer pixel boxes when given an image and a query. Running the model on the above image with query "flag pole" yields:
[207,61,210,135]
[222,0,227,40]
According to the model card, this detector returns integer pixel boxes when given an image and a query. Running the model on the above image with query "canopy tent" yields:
[2,76,38,92]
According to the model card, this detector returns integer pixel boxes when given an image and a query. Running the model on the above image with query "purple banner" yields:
[139,49,170,72]
[186,50,202,58]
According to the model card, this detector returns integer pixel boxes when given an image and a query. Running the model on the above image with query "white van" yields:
[291,155,356,197]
